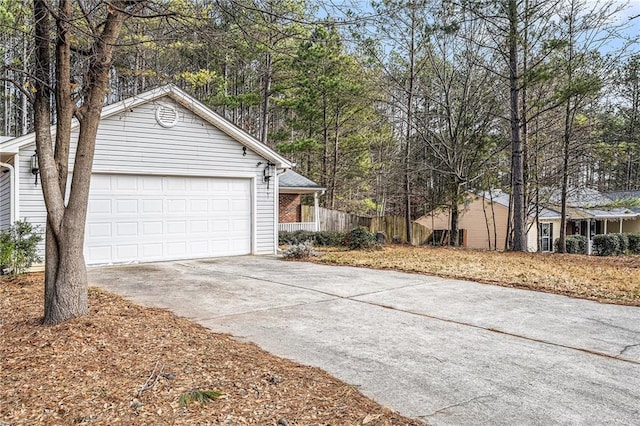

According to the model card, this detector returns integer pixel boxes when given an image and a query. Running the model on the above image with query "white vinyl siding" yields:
[17,96,278,261]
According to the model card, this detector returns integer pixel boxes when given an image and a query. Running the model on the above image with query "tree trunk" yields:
[450,200,459,247]
[508,0,526,252]
[35,0,132,324]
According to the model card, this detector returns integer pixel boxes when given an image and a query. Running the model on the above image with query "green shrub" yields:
[627,233,640,254]
[279,230,346,247]
[346,227,377,250]
[279,230,314,245]
[614,233,629,253]
[0,220,43,275]
[553,235,587,254]
[282,240,314,259]
[313,231,347,247]
[592,234,623,256]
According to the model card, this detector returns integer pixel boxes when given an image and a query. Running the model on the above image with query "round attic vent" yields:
[155,104,178,128]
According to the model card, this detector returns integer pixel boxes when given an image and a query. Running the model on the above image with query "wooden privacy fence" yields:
[301,206,432,245]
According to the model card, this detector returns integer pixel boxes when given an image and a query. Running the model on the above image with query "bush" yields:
[615,233,629,253]
[345,227,377,250]
[0,220,43,275]
[279,230,314,246]
[592,234,624,256]
[554,235,587,254]
[279,230,346,247]
[627,233,640,254]
[282,240,314,259]
[313,231,347,247]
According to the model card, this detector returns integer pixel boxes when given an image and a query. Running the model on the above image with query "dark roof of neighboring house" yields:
[279,170,324,192]
[549,186,614,208]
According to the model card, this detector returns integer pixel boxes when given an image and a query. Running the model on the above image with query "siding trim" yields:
[252,176,257,255]
[14,153,20,223]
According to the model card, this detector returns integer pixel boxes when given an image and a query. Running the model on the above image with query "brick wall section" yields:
[279,194,301,222]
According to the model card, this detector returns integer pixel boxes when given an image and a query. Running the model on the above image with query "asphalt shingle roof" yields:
[279,170,323,189]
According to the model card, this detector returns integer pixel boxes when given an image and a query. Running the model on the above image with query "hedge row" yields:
[279,230,347,247]
[591,233,640,256]
[279,228,381,250]
[552,233,640,256]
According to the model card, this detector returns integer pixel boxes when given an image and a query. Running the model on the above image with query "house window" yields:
[540,223,553,252]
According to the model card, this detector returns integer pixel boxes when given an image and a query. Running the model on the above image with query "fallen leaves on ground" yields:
[0,273,423,425]
[314,246,640,306]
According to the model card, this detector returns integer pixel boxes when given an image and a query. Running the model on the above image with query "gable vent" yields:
[155,104,178,128]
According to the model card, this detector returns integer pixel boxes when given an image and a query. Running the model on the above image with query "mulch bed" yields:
[0,273,422,425]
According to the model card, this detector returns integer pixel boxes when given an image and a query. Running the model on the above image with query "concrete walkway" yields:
[88,256,640,425]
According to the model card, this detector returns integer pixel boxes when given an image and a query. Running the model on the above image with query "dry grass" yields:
[314,246,640,306]
[0,273,422,426]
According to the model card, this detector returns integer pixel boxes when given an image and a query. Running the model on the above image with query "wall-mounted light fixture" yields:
[257,161,275,189]
[30,152,39,186]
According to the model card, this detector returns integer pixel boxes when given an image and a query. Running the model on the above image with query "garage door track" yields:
[88,256,640,425]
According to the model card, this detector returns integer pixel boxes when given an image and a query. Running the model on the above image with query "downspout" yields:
[0,161,16,225]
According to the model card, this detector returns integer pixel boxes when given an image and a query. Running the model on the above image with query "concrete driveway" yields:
[88,256,640,425]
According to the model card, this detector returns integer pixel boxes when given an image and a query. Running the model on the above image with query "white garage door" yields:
[84,174,252,265]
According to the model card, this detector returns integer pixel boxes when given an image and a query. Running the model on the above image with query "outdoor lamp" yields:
[30,152,39,186]
[258,161,275,189]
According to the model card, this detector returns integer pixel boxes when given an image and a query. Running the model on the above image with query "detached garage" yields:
[0,85,292,265]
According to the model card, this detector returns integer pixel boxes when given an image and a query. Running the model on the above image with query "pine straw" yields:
[315,246,640,306]
[0,273,422,426]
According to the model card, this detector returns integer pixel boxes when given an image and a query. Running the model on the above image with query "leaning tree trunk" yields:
[34,0,131,324]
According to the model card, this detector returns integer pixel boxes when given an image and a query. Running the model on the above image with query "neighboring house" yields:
[415,191,540,251]
[278,170,325,232]
[0,85,293,265]
[415,187,640,253]
[538,187,640,253]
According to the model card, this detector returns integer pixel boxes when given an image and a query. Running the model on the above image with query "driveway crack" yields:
[418,393,497,419]
[619,343,640,356]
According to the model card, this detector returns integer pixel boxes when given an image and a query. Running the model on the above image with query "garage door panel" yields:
[89,199,112,214]
[142,177,162,191]
[116,199,138,214]
[116,222,138,237]
[116,245,138,260]
[142,199,163,213]
[167,221,187,234]
[143,221,163,235]
[190,220,208,233]
[167,199,187,213]
[88,222,112,238]
[85,175,252,264]
[142,243,163,258]
[115,175,138,190]
[190,199,208,212]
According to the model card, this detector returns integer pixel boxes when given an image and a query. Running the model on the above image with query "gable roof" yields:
[278,170,324,193]
[0,85,293,169]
